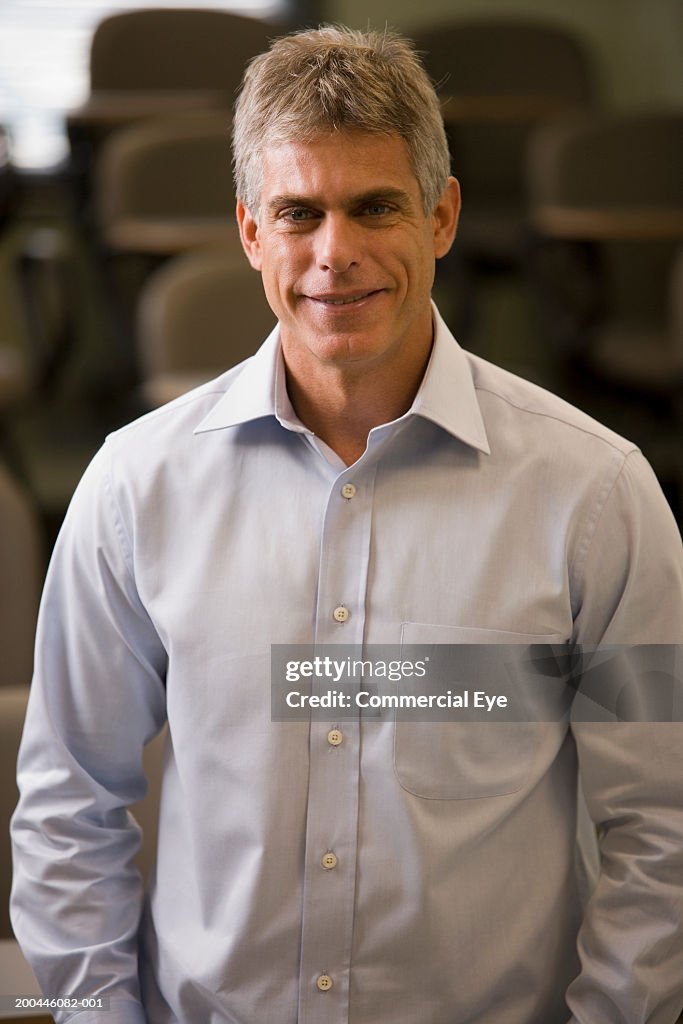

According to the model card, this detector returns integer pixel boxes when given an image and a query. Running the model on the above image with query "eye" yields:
[284,208,316,222]
[363,202,392,216]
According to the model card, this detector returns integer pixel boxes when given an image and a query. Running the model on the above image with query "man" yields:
[11,25,683,1024]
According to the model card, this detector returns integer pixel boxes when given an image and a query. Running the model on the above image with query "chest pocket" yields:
[394,622,568,800]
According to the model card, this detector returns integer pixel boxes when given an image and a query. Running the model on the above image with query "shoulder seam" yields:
[473,383,639,456]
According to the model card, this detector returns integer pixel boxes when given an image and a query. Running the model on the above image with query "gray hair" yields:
[232,25,450,217]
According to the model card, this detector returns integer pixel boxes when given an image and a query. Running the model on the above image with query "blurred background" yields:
[0,0,681,1015]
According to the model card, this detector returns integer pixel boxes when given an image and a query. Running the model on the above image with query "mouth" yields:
[308,289,382,306]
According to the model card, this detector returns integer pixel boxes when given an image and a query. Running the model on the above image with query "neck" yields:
[283,328,434,466]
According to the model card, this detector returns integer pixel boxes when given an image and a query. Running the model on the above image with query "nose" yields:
[315,213,361,273]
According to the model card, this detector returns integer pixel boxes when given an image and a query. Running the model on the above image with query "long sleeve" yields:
[10,444,168,1024]
[567,450,683,1023]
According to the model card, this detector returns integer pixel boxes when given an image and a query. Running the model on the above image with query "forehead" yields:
[258,130,420,199]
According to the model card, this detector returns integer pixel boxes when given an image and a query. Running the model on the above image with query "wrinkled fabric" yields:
[11,306,683,1024]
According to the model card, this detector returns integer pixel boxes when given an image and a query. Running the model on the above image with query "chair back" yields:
[96,113,239,254]
[137,246,275,400]
[527,111,683,209]
[415,17,595,103]
[413,17,597,264]
[90,9,277,94]
[0,465,42,690]
[526,111,683,390]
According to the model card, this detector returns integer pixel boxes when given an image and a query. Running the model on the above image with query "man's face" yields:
[237,131,460,376]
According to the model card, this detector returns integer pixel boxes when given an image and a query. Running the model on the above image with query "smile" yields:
[312,291,378,305]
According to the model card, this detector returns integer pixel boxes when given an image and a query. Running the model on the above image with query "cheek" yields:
[258,256,302,320]
[263,243,305,294]
[260,274,286,319]
[410,243,436,291]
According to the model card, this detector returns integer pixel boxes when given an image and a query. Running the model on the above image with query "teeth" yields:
[319,292,371,305]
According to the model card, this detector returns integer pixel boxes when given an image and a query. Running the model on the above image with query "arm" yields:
[10,444,167,1024]
[567,451,683,1023]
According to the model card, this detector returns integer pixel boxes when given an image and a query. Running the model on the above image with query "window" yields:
[0,0,284,169]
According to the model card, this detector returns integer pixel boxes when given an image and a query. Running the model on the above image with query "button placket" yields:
[299,462,377,1024]
[297,718,358,1023]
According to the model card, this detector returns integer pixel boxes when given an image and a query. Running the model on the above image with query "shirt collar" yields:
[194,303,490,454]
[194,324,284,434]
[409,304,490,453]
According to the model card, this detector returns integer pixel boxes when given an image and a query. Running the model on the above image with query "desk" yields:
[532,205,683,240]
[441,93,578,124]
[67,89,231,130]
[104,218,241,255]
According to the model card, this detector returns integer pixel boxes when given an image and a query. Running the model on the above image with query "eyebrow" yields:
[266,187,415,216]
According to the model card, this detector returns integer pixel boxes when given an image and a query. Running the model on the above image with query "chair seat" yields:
[104,218,241,256]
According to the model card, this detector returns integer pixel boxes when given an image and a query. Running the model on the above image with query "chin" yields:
[307,332,389,366]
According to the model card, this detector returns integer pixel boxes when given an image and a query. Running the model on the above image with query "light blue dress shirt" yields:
[11,306,683,1024]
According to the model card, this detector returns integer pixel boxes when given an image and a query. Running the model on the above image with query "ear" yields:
[432,177,461,259]
[237,199,262,271]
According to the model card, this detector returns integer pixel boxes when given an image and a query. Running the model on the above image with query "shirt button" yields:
[317,974,333,992]
[327,729,343,746]
[333,605,350,623]
[321,851,338,870]
[341,482,356,499]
